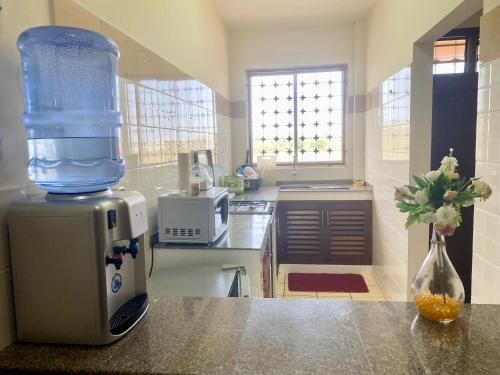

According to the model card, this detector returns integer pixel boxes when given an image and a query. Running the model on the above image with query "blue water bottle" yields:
[17,26,124,193]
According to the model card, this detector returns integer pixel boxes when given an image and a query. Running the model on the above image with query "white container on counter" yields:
[257,155,276,187]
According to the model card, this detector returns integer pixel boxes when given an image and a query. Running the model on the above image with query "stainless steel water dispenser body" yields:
[8,190,149,345]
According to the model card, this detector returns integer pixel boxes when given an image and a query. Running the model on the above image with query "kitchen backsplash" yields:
[365,66,411,301]
[117,77,232,237]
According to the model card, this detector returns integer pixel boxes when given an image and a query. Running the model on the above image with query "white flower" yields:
[425,170,441,182]
[414,190,429,205]
[439,156,458,172]
[435,205,459,226]
[419,212,436,224]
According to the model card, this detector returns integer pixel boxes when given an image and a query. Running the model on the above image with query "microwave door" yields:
[214,195,229,238]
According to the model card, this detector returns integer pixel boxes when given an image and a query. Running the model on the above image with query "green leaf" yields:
[405,214,420,229]
[428,176,446,208]
[449,177,467,191]
[396,201,417,212]
[436,172,450,187]
[455,190,474,206]
[408,185,419,194]
[413,175,428,188]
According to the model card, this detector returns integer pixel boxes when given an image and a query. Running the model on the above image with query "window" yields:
[433,38,466,74]
[432,28,480,75]
[380,67,411,161]
[248,66,345,165]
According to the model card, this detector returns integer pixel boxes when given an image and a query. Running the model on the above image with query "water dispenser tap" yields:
[106,253,123,270]
[112,239,139,259]
[128,238,139,258]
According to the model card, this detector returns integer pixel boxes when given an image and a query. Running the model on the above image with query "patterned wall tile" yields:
[365,65,411,301]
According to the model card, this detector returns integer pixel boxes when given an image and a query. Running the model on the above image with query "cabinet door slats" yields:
[279,204,323,260]
[328,203,371,262]
[277,200,372,265]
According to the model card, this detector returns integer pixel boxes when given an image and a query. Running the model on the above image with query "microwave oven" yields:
[158,187,229,244]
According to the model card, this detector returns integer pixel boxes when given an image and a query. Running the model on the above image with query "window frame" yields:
[432,28,480,75]
[246,64,347,166]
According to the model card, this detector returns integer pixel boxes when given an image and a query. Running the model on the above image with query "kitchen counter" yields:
[229,186,279,202]
[155,214,271,251]
[1,298,499,374]
[148,266,239,297]
[153,215,272,297]
[229,183,373,203]
[276,180,373,192]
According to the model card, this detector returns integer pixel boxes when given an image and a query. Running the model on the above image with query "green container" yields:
[224,175,244,194]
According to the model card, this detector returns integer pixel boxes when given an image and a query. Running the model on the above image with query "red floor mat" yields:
[287,273,369,293]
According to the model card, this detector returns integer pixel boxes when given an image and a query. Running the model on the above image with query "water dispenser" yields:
[8,27,149,345]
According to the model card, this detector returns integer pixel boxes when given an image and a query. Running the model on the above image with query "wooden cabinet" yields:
[277,200,372,265]
[261,222,273,297]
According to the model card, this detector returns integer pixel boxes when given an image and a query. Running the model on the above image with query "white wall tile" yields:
[475,113,488,162]
[365,66,411,302]
[116,78,228,241]
[477,88,491,114]
[478,63,491,90]
[472,58,500,304]
[489,57,500,87]
[489,84,500,112]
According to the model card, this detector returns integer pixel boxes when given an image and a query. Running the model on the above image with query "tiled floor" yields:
[275,271,386,301]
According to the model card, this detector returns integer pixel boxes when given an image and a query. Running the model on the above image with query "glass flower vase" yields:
[411,225,465,323]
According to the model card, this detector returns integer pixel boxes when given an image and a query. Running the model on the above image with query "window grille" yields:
[248,66,345,165]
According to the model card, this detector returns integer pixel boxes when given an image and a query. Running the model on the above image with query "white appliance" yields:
[8,190,149,345]
[158,187,229,244]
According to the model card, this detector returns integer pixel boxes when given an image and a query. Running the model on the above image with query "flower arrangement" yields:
[394,149,492,236]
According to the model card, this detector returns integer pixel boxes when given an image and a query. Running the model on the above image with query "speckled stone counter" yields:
[1,298,499,374]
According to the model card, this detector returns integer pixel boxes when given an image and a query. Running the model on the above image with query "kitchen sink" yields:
[278,185,312,190]
[278,184,351,191]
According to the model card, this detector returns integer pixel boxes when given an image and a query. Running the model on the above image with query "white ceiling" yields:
[211,0,376,30]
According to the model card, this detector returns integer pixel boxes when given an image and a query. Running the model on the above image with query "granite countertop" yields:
[155,214,271,251]
[1,298,499,374]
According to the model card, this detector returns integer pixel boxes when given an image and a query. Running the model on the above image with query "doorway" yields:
[431,22,481,303]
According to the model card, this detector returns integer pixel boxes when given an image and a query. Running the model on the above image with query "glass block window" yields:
[380,66,411,161]
[433,38,466,74]
[249,66,345,164]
